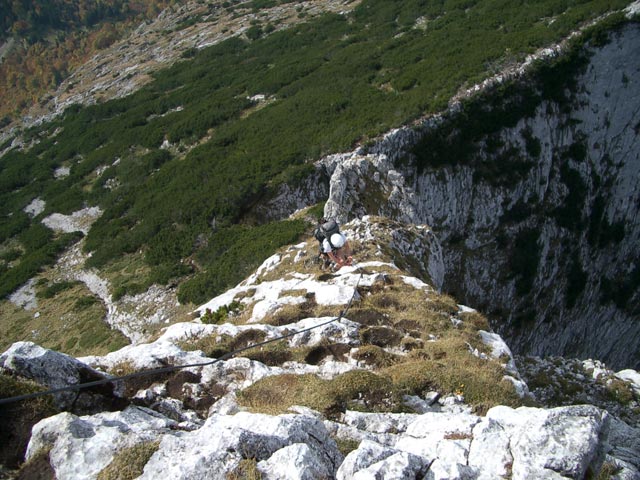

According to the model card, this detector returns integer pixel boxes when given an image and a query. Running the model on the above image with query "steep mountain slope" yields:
[2,217,638,479]
[0,0,174,121]
[2,0,635,336]
[316,15,640,370]
[1,7,639,478]
[1,0,360,131]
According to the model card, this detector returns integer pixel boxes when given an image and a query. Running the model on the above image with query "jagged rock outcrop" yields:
[0,342,121,413]
[319,20,640,370]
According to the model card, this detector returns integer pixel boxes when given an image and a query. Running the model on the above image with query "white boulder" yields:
[337,439,420,480]
[469,405,609,480]
[258,443,334,480]
[139,412,343,480]
[26,406,175,480]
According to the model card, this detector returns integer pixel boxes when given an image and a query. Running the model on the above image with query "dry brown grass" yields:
[227,458,262,480]
[178,333,230,358]
[0,374,58,469]
[382,351,520,411]
[302,343,352,365]
[107,361,174,398]
[279,289,308,298]
[237,370,402,419]
[262,303,312,326]
[261,297,342,327]
[234,288,257,301]
[97,440,160,480]
[400,336,424,351]
[352,345,400,368]
[424,293,460,315]
[0,282,129,357]
[242,340,293,366]
[179,329,271,361]
[343,307,391,326]
[358,326,403,348]
[354,285,458,340]
[237,373,328,416]
[458,311,490,331]
[13,449,55,480]
[230,329,268,350]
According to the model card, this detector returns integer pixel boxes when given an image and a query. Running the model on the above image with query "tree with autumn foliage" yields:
[0,0,173,120]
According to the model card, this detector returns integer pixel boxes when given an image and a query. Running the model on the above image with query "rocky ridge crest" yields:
[1,217,639,479]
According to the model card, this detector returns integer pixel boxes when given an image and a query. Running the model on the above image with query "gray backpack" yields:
[314,220,340,247]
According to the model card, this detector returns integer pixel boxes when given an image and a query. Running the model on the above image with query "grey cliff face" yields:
[321,23,640,369]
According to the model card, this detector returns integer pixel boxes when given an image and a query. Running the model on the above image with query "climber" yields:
[314,218,353,270]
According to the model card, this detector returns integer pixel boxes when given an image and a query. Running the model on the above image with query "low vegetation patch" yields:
[354,282,467,344]
[383,355,520,413]
[334,437,361,457]
[358,326,403,348]
[0,374,58,469]
[242,340,293,366]
[303,342,352,365]
[201,301,244,325]
[352,345,400,368]
[97,440,160,480]
[238,342,520,416]
[0,280,129,357]
[107,361,173,398]
[458,311,490,331]
[262,302,314,327]
[227,458,262,480]
[237,370,402,419]
[604,378,635,405]
[12,449,56,480]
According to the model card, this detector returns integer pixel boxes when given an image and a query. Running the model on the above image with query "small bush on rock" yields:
[201,301,243,324]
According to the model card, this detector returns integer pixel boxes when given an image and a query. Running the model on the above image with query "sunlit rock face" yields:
[323,23,640,370]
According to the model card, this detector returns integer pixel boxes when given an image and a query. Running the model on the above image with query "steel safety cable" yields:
[0,271,363,406]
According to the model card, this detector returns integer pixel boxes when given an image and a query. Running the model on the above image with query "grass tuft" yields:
[97,440,160,480]
[0,374,58,469]
[227,458,262,480]
[237,369,403,419]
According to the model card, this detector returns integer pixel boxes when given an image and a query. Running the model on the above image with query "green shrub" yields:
[37,280,78,299]
[0,232,82,299]
[243,340,293,366]
[201,301,243,324]
[0,248,22,263]
[246,24,263,40]
[74,295,98,310]
[178,219,307,304]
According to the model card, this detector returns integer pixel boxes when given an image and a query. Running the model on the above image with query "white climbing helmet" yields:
[331,233,345,248]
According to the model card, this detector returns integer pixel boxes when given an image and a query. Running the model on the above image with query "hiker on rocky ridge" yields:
[314,218,353,270]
